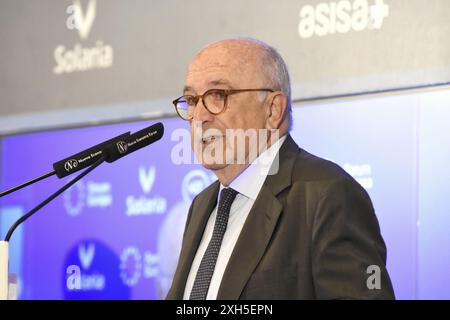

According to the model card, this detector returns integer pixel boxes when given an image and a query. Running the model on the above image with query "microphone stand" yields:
[0,155,105,300]
[0,171,56,198]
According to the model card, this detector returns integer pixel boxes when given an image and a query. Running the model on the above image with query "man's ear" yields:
[266,92,287,130]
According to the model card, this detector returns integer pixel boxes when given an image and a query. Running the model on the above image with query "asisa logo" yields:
[298,0,389,39]
[125,166,167,216]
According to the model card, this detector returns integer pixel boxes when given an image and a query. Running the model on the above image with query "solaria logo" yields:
[298,0,389,39]
[53,0,114,74]
[125,166,167,216]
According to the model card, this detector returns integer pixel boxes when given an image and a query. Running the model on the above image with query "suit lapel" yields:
[217,135,299,299]
[216,186,283,299]
[168,181,220,299]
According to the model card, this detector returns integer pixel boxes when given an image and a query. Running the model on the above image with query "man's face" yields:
[184,42,271,171]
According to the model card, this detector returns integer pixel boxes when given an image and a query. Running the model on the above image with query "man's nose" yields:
[192,98,214,122]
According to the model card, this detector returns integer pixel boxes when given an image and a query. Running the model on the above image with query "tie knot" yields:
[219,188,238,207]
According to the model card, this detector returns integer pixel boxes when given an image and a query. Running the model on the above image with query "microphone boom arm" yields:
[4,155,105,242]
[0,170,56,199]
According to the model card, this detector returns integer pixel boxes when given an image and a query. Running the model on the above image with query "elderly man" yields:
[167,38,394,300]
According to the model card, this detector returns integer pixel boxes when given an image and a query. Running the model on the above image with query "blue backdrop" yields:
[1,88,449,299]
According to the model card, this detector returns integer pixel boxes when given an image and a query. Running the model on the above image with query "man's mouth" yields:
[201,135,222,144]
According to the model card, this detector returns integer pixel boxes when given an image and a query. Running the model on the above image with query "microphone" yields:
[104,122,164,163]
[0,132,130,198]
[53,132,131,178]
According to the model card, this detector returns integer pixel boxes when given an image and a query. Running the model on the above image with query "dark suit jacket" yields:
[167,135,395,299]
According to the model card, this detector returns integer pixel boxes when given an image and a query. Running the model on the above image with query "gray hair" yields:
[202,37,293,129]
[235,38,293,130]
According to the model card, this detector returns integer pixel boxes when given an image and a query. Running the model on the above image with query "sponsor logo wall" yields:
[1,89,450,299]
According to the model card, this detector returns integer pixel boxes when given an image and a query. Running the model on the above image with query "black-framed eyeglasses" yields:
[172,88,274,120]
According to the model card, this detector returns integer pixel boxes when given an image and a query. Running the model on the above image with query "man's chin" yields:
[199,161,228,171]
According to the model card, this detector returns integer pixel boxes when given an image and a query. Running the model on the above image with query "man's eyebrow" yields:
[208,79,233,88]
[183,86,195,94]
[183,79,233,95]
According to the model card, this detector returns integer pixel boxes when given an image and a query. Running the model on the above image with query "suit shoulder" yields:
[288,148,373,210]
[292,148,353,183]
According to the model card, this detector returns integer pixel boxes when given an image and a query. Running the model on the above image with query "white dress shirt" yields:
[183,135,287,300]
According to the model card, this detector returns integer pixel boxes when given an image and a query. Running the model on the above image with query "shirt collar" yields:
[219,135,287,200]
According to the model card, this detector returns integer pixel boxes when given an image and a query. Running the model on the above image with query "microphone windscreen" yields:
[53,132,131,178]
[104,122,164,163]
